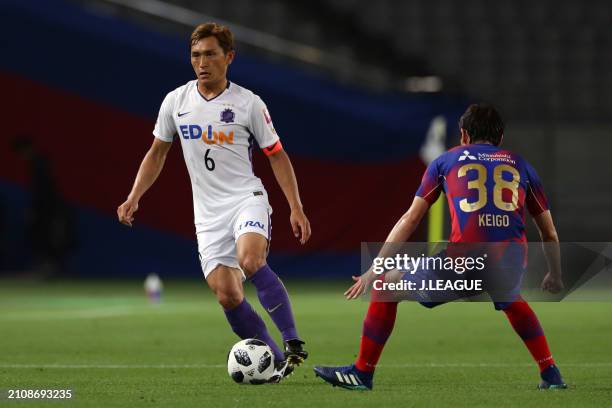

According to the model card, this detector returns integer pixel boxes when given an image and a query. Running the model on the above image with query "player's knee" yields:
[216,288,244,310]
[238,254,266,276]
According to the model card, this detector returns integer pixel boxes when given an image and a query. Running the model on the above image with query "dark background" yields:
[1,0,610,280]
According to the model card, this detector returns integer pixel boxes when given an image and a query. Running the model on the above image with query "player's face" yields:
[191,37,234,88]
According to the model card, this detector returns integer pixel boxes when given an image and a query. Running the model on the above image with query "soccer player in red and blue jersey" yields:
[314,104,567,390]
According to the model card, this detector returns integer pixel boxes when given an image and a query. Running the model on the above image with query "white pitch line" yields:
[0,363,611,369]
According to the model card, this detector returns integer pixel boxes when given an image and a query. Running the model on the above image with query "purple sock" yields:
[223,298,285,361]
[249,264,299,342]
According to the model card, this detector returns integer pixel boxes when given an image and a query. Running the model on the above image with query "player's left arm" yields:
[345,157,442,299]
[378,156,443,248]
[266,148,311,245]
[345,197,430,299]
[250,95,311,244]
[377,196,430,253]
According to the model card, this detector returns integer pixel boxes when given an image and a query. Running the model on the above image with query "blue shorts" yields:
[399,250,524,311]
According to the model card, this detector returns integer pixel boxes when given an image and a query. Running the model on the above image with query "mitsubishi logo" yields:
[458,150,476,161]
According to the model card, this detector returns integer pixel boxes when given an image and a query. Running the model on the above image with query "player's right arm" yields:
[117,138,172,227]
[524,160,564,293]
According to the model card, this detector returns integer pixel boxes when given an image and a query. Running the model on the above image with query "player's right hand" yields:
[117,198,139,227]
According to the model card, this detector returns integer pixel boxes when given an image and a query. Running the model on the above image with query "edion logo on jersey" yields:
[179,124,234,145]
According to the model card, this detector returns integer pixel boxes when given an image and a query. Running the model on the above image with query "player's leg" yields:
[313,307,394,389]
[205,264,286,363]
[353,263,454,375]
[314,264,447,390]
[197,225,287,364]
[489,260,566,389]
[234,204,307,364]
[496,297,567,389]
[236,231,306,362]
[314,273,401,390]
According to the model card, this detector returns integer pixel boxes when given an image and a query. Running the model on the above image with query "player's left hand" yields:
[541,272,564,294]
[344,269,377,300]
[290,208,311,245]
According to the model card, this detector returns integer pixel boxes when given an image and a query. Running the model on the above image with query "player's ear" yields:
[460,128,470,145]
[226,50,235,65]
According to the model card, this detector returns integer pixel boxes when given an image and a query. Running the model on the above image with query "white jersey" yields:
[153,80,280,230]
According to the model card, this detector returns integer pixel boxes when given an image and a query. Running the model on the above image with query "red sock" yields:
[503,296,555,371]
[355,301,398,373]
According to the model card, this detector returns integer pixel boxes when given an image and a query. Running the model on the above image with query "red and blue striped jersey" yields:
[416,143,548,243]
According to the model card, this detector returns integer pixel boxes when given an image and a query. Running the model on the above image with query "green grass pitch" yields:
[0,279,610,407]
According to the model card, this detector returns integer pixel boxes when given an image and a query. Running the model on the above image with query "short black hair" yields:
[459,104,505,146]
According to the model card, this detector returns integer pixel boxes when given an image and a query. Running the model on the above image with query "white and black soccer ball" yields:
[227,339,275,384]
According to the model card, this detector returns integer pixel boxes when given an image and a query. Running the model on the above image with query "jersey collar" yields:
[196,80,231,102]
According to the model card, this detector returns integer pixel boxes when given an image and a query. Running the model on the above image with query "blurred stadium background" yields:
[1,1,612,406]
[2,0,610,281]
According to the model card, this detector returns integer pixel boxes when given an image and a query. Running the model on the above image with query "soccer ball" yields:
[227,339,275,384]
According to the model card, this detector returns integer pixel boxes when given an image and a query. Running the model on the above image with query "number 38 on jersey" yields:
[458,163,520,213]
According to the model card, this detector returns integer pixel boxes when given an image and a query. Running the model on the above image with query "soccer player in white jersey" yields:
[117,23,311,380]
